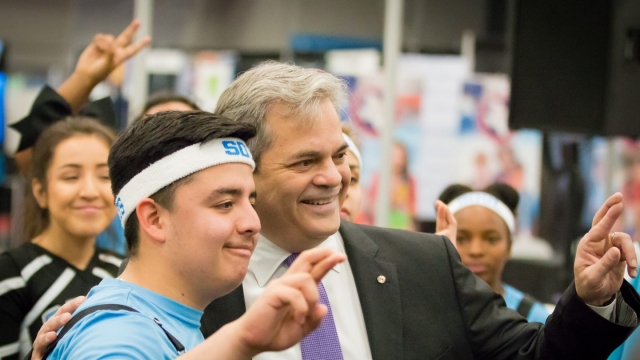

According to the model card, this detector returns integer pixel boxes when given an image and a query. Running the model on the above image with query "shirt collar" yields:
[249,232,345,287]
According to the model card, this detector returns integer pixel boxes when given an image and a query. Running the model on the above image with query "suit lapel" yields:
[200,285,246,337]
[340,221,403,360]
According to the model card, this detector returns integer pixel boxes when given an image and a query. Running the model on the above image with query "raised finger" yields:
[445,204,457,226]
[435,201,447,232]
[310,253,345,282]
[115,19,140,46]
[592,192,623,227]
[585,202,623,242]
[287,248,335,273]
[116,36,151,64]
[613,232,638,278]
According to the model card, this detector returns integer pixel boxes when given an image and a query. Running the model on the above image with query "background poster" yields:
[340,54,542,237]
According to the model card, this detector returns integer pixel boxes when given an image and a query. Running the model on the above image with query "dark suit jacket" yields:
[201,220,640,359]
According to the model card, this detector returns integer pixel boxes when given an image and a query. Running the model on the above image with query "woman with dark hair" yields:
[0,118,123,359]
[436,182,550,323]
[339,126,363,223]
[6,21,149,256]
[140,91,200,117]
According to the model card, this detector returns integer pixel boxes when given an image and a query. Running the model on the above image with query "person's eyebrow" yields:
[202,187,255,204]
[58,164,82,169]
[287,143,349,162]
[336,143,349,154]
[289,150,321,162]
[58,163,109,169]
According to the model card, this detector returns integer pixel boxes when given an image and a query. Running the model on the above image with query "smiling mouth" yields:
[225,244,254,256]
[74,207,104,212]
[301,198,335,205]
[466,263,487,273]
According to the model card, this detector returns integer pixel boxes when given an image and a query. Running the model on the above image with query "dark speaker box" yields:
[510,0,640,137]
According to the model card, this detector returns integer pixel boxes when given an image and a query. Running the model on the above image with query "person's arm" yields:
[31,249,345,360]
[56,19,150,112]
[446,193,640,359]
[9,20,150,175]
[180,248,345,360]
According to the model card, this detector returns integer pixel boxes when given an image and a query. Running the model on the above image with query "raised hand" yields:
[74,19,151,86]
[435,200,458,246]
[574,193,638,306]
[235,248,345,355]
[31,296,86,360]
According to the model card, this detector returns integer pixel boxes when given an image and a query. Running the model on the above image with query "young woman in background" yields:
[437,183,550,323]
[0,118,123,359]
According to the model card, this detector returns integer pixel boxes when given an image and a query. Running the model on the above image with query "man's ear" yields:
[32,178,47,209]
[136,199,167,245]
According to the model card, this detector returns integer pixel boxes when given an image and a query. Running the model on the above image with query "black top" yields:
[8,85,116,153]
[0,243,122,360]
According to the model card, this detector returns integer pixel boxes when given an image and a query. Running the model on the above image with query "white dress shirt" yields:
[243,233,373,360]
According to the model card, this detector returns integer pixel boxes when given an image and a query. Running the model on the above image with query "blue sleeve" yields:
[48,311,177,360]
[526,302,551,324]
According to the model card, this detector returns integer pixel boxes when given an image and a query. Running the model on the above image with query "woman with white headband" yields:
[437,183,550,323]
[340,128,363,223]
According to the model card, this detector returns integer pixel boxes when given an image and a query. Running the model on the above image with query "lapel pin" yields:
[377,275,386,284]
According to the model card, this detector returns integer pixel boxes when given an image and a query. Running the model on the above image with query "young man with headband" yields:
[46,111,344,359]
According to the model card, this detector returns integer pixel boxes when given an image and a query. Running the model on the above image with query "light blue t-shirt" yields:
[503,283,550,324]
[49,278,204,359]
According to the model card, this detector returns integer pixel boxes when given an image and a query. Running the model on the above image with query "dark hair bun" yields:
[484,183,519,215]
[438,184,473,204]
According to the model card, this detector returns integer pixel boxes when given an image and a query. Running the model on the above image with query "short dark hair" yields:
[437,183,519,216]
[134,92,200,123]
[437,184,473,205]
[108,111,256,255]
[437,182,520,241]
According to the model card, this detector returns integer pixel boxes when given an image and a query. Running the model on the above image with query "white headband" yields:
[342,133,362,166]
[115,138,255,227]
[447,192,516,233]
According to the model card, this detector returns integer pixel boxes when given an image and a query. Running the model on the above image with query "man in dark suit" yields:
[29,61,640,359]
[202,61,640,360]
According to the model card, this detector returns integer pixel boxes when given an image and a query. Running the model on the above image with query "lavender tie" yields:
[284,253,344,360]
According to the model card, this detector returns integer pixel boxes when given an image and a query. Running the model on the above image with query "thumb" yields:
[435,201,447,232]
[592,247,622,278]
